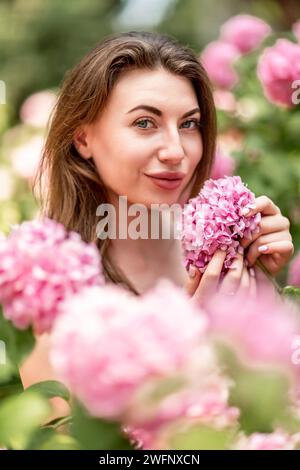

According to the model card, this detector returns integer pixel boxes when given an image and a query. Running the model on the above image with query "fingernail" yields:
[241,207,250,216]
[238,246,244,255]
[229,263,238,270]
[249,268,255,277]
[189,265,196,278]
[258,245,268,253]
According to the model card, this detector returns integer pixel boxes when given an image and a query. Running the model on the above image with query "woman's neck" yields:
[107,208,188,294]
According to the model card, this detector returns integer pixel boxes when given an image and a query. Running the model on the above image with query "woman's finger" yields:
[246,238,294,267]
[254,265,276,298]
[236,265,251,296]
[184,265,202,297]
[245,230,291,266]
[249,267,257,297]
[193,249,227,304]
[218,253,244,295]
[240,214,290,249]
[243,195,281,218]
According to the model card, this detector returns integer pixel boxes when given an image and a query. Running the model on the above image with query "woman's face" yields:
[75,67,203,208]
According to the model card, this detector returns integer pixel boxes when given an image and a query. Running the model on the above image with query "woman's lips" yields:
[145,174,184,190]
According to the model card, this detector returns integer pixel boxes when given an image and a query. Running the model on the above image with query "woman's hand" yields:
[185,249,256,306]
[239,196,294,275]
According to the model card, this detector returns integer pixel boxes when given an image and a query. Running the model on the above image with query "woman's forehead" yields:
[107,69,198,112]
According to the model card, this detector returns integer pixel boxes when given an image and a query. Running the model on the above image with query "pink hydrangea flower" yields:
[20,90,57,128]
[181,176,261,275]
[0,218,104,333]
[11,135,44,181]
[210,149,235,180]
[221,14,271,54]
[288,252,300,286]
[292,20,300,42]
[125,374,239,449]
[201,41,241,89]
[213,90,237,112]
[50,280,210,420]
[206,289,300,369]
[257,39,300,107]
[233,429,300,450]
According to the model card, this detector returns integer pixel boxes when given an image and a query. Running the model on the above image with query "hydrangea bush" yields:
[0,211,300,450]
[202,14,300,284]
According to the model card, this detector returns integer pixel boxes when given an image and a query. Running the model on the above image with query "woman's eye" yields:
[181,119,201,129]
[134,118,201,130]
[134,118,155,129]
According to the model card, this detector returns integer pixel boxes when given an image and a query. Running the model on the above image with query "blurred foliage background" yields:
[0,0,300,283]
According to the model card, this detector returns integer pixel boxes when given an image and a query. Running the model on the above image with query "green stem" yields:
[42,415,72,430]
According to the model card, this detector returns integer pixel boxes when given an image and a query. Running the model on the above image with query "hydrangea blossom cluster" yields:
[206,289,300,369]
[220,14,271,54]
[20,90,57,128]
[201,15,271,90]
[125,373,239,449]
[0,218,104,333]
[233,430,300,450]
[50,280,211,420]
[210,148,235,180]
[50,279,241,449]
[257,39,300,107]
[181,176,261,275]
[201,41,241,90]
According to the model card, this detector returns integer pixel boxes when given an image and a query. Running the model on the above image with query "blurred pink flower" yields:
[50,279,209,420]
[0,218,103,334]
[217,129,244,155]
[288,252,300,286]
[292,20,300,42]
[206,290,300,369]
[221,14,271,54]
[11,135,44,181]
[201,41,240,89]
[257,39,300,107]
[234,429,300,450]
[213,90,237,112]
[210,149,235,180]
[125,374,239,449]
[20,90,57,128]
[181,176,261,275]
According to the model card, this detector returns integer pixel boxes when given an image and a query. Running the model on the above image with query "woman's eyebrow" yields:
[127,105,201,118]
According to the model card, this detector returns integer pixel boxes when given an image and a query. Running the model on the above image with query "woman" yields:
[36,30,292,299]
[21,31,293,416]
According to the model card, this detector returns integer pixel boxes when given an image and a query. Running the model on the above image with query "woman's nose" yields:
[158,132,185,164]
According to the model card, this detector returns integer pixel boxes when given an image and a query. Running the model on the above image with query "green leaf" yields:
[43,415,72,429]
[0,305,35,365]
[0,391,51,449]
[231,368,289,434]
[27,427,80,450]
[71,400,132,450]
[282,286,300,305]
[216,343,290,434]
[0,369,23,400]
[169,423,238,450]
[24,380,70,403]
[0,305,33,401]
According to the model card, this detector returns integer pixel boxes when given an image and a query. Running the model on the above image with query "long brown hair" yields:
[34,31,217,295]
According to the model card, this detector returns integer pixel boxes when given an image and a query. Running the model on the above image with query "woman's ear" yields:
[73,126,93,160]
